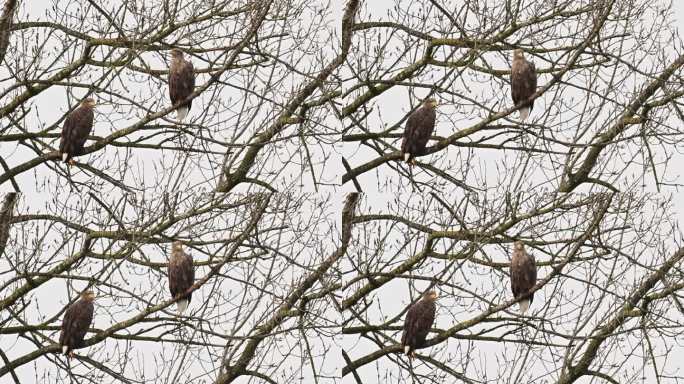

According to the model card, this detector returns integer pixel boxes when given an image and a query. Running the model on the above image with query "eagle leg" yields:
[68,159,76,166]
[68,350,75,359]
[403,152,411,163]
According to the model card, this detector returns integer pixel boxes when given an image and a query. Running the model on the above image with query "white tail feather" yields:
[519,107,530,121]
[62,152,68,162]
[519,299,530,314]
[404,345,410,355]
[177,299,189,314]
[62,345,68,355]
[403,153,410,162]
[176,106,189,121]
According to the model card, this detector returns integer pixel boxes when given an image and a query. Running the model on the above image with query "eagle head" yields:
[513,240,525,252]
[170,48,184,59]
[81,290,96,302]
[82,98,96,108]
[424,98,438,109]
[424,290,439,302]
[513,48,525,60]
[172,241,184,252]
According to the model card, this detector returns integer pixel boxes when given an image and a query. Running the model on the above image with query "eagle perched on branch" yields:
[510,49,537,121]
[59,290,95,358]
[168,241,194,314]
[168,49,196,121]
[59,98,96,165]
[510,241,537,314]
[401,98,438,165]
[401,290,438,358]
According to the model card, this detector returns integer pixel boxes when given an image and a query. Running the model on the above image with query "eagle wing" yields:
[401,300,435,350]
[526,61,538,110]
[168,256,181,297]
[59,302,77,346]
[511,59,537,109]
[401,303,418,347]
[169,250,194,301]
[511,251,537,300]
[59,299,94,350]
[59,106,94,160]
[169,60,196,109]
[180,251,195,302]
[401,107,436,157]
[525,252,537,302]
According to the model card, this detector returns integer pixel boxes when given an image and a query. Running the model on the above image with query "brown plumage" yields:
[401,98,438,165]
[510,241,537,314]
[59,98,95,165]
[59,290,95,358]
[510,49,537,121]
[168,241,194,314]
[401,290,438,358]
[168,49,195,121]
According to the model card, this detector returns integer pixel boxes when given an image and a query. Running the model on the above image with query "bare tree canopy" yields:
[1,0,684,383]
